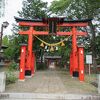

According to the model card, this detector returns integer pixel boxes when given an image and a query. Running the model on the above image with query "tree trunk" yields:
[89,22,97,73]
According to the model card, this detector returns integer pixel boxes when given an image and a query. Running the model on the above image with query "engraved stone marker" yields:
[0,72,6,92]
[98,74,100,93]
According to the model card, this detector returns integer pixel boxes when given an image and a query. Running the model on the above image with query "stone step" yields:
[0,93,100,100]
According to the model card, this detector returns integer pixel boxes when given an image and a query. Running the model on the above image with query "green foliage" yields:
[2,0,48,62]
[50,0,100,67]
[2,35,9,46]
[3,36,19,61]
[3,34,28,61]
[50,0,71,15]
[6,70,17,85]
[6,62,18,85]
[18,0,48,18]
[50,0,100,18]
[8,61,19,71]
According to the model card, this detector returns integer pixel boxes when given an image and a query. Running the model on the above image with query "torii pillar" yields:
[19,44,27,81]
[72,26,78,77]
[25,27,33,76]
[78,45,84,81]
[70,52,73,76]
[31,52,35,76]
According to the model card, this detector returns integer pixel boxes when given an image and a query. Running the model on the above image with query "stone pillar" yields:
[0,72,6,92]
[98,74,100,94]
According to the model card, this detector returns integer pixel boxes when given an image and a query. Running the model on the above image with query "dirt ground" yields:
[0,67,97,94]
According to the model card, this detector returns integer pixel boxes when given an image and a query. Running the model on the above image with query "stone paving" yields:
[5,70,97,94]
[0,93,100,100]
[0,69,100,100]
[35,70,66,93]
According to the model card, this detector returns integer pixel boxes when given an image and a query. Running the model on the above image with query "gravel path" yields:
[5,70,97,94]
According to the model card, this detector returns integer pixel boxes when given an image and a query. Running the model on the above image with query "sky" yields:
[0,0,53,36]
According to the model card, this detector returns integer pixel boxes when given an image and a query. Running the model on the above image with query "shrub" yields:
[8,61,19,71]
[6,70,17,85]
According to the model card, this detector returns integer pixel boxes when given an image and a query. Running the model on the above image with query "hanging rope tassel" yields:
[34,35,71,47]
[50,46,54,52]
[40,42,45,47]
[61,42,65,46]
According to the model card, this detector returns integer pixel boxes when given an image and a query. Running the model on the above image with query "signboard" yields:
[86,55,92,64]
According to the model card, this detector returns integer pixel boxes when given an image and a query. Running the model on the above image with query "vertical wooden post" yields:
[31,52,35,76]
[26,27,33,76]
[19,44,27,81]
[72,27,78,76]
[70,52,73,76]
[78,46,84,81]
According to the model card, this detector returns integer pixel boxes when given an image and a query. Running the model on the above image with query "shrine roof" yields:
[15,16,92,23]
[15,17,42,22]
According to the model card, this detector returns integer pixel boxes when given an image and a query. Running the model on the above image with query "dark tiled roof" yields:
[15,16,92,23]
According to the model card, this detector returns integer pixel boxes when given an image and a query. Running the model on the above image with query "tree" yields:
[49,0,71,15]
[50,0,100,19]
[2,35,9,46]
[50,0,100,68]
[2,35,20,61]
[18,0,48,19]
[6,0,49,62]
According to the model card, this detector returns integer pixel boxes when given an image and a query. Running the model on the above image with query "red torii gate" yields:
[15,17,91,82]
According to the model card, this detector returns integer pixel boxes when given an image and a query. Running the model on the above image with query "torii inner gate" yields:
[15,17,91,82]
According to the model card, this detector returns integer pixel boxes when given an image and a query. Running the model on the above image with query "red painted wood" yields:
[19,30,48,35]
[31,52,35,76]
[19,22,88,27]
[26,27,33,72]
[78,47,84,81]
[19,30,87,36]
[72,27,78,72]
[17,19,89,81]
[19,30,30,35]
[19,22,48,26]
[33,31,48,35]
[19,45,26,81]
[57,32,72,35]
[58,23,88,27]
[70,52,73,76]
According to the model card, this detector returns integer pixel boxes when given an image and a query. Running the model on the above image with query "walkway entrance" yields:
[6,70,97,94]
[44,56,61,69]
